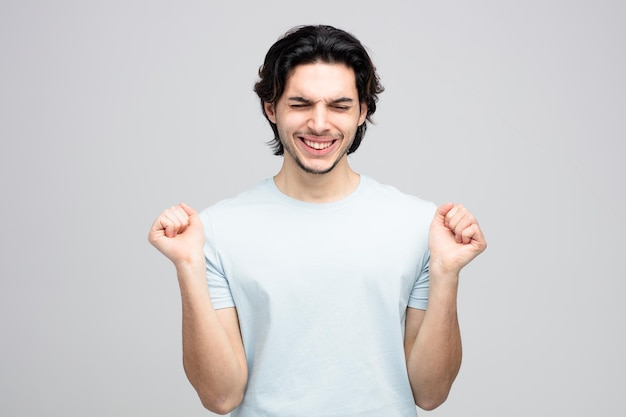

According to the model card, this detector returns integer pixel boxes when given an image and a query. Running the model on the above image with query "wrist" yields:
[428,260,460,288]
[427,266,460,306]
[174,255,205,277]
[428,256,461,278]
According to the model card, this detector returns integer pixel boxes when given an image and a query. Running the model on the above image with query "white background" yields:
[1,1,624,416]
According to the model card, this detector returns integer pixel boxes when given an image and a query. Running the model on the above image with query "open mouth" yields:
[301,138,336,150]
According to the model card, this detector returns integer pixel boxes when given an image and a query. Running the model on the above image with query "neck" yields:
[274,158,360,203]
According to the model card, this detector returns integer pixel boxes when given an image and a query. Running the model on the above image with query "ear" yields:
[358,101,368,126]
[264,102,277,123]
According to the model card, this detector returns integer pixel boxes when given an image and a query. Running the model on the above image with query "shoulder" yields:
[359,176,436,216]
[199,179,275,219]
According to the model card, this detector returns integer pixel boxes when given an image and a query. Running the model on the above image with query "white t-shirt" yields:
[199,176,436,417]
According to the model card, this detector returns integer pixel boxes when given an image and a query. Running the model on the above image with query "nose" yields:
[307,103,330,134]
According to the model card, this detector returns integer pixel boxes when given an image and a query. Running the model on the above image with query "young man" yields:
[148,25,486,416]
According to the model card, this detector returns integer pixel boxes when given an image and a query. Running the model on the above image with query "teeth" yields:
[303,139,332,150]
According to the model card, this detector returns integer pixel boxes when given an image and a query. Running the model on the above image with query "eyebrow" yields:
[287,96,355,105]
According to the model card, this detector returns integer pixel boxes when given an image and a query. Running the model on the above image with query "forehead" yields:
[283,62,358,99]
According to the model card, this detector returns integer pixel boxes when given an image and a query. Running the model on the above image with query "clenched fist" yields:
[428,203,487,276]
[148,203,205,268]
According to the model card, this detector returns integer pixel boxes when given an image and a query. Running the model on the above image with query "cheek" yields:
[283,114,310,131]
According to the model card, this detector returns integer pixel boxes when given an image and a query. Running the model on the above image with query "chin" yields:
[297,158,342,175]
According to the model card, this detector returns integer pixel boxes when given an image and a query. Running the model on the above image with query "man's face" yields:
[264,62,367,175]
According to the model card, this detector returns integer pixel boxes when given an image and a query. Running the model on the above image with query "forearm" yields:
[176,261,247,414]
[407,271,462,410]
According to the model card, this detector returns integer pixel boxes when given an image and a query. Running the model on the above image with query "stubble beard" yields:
[282,134,351,175]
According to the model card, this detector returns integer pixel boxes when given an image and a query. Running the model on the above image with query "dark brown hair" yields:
[254,25,384,155]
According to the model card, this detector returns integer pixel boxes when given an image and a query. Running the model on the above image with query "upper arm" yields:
[404,307,425,360]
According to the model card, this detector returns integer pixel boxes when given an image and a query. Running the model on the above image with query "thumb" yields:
[178,203,203,229]
[178,203,198,217]
[435,202,455,221]
[178,202,198,217]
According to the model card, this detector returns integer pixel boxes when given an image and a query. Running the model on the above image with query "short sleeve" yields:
[407,251,430,310]
[200,210,236,310]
